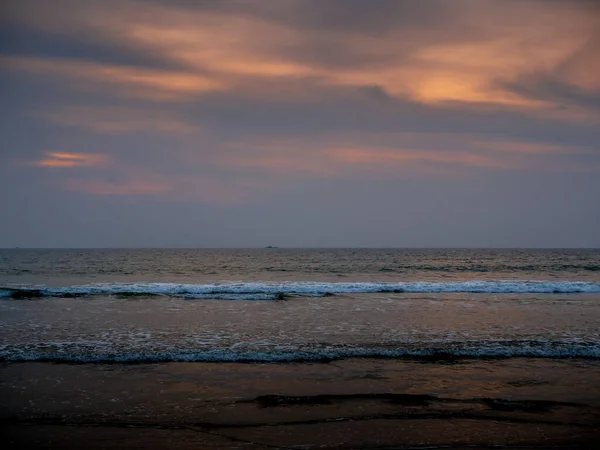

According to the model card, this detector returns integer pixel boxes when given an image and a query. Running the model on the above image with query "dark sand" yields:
[2,358,600,449]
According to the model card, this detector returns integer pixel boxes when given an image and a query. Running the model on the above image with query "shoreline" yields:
[3,358,600,448]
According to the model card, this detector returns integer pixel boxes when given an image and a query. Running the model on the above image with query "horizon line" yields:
[1,247,599,250]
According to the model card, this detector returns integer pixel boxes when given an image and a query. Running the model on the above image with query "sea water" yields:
[1,248,599,361]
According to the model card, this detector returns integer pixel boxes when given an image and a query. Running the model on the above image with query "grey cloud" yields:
[143,0,453,34]
[499,32,600,113]
[0,23,185,70]
[255,0,453,34]
[504,75,600,114]
[178,84,600,149]
[141,0,473,71]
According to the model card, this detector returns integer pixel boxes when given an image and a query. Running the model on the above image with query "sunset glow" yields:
[1,0,599,247]
[34,152,108,168]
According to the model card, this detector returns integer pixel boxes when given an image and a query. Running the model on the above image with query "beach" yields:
[3,358,600,448]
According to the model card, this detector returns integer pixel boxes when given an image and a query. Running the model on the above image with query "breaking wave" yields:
[1,280,600,300]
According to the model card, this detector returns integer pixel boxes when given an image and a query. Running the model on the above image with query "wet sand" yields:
[2,358,600,449]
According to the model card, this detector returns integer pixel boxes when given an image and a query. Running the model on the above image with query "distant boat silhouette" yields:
[265,246,279,249]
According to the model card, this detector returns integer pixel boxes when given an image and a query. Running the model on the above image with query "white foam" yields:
[2,280,600,299]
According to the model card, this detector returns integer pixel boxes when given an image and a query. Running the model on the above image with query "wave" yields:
[1,280,600,300]
[1,340,599,363]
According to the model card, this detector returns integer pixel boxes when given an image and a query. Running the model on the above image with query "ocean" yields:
[2,248,600,362]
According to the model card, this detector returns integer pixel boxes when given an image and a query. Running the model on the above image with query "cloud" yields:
[2,0,600,248]
[3,0,599,118]
[0,22,182,71]
[4,0,600,194]
[502,73,600,116]
[1,56,224,100]
[38,106,199,134]
[33,152,108,167]
[61,172,269,205]
[209,132,596,181]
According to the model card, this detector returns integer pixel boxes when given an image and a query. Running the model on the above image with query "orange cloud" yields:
[5,0,599,118]
[214,133,595,178]
[34,152,108,168]
[217,140,508,177]
[40,130,596,205]
[329,147,517,170]
[104,2,600,114]
[62,174,265,205]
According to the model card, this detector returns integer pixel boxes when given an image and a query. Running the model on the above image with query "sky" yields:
[0,0,599,248]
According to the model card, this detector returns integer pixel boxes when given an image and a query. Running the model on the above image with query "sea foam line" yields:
[1,280,600,299]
